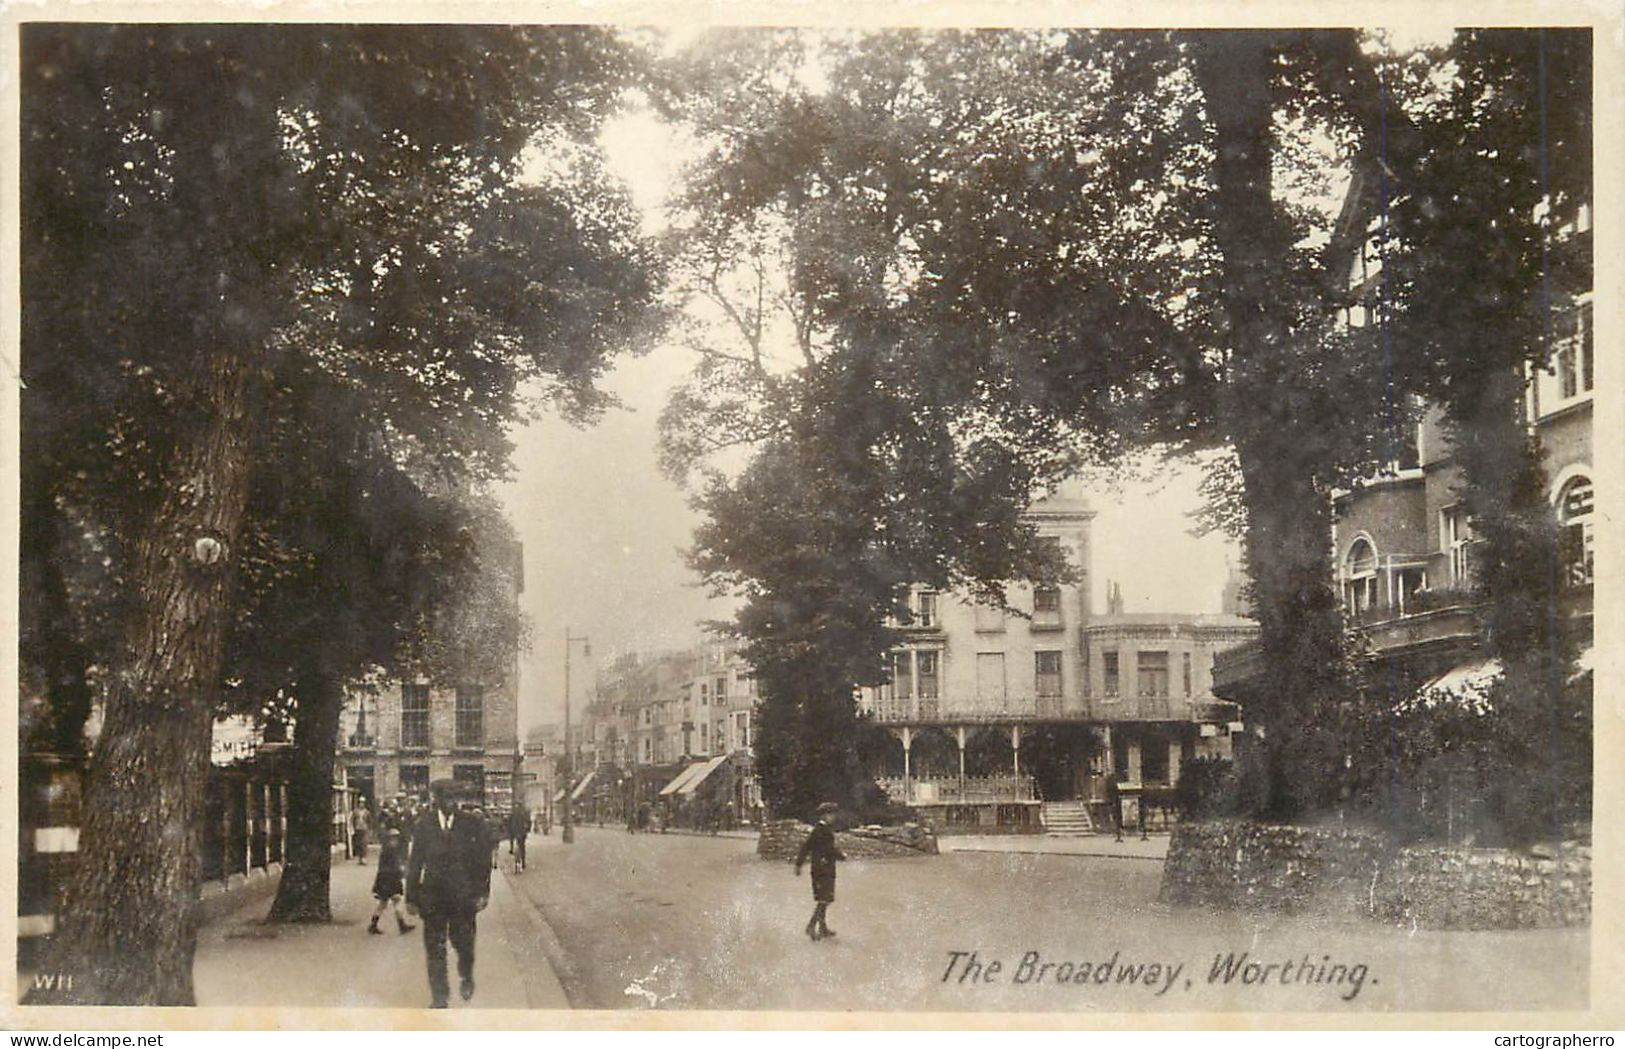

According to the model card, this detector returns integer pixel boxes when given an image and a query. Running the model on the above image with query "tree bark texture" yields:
[1190,32,1353,815]
[266,672,344,923]
[38,352,255,1006]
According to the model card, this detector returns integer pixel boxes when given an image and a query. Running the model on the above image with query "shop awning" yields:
[568,768,597,801]
[658,761,708,797]
[1401,658,1503,715]
[676,754,730,796]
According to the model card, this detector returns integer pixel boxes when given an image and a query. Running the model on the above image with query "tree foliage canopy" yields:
[662,27,1590,825]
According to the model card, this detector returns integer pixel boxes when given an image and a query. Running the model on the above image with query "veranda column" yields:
[900,727,913,805]
[956,726,967,800]
[241,779,252,877]
[1010,725,1022,779]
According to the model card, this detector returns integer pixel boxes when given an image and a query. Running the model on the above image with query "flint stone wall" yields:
[1160,820,1590,930]
[1392,844,1590,929]
[757,819,939,860]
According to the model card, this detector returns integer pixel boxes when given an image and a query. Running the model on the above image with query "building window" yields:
[715,676,727,700]
[1557,476,1594,589]
[1182,652,1193,697]
[1442,506,1473,586]
[643,738,652,762]
[1033,587,1060,613]
[454,686,483,749]
[399,764,430,798]
[401,683,430,749]
[1343,537,1379,614]
[700,683,709,706]
[453,764,485,805]
[1137,651,1170,697]
[348,695,376,748]
[1555,302,1593,400]
[975,653,1007,704]
[1035,651,1063,698]
[915,591,938,628]
[917,651,939,700]
[892,652,913,699]
[1102,650,1120,698]
[1395,566,1427,614]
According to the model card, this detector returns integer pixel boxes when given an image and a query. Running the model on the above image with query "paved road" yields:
[514,827,1588,1014]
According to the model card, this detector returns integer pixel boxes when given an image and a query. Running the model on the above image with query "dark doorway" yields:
[1022,723,1100,801]
[348,764,375,807]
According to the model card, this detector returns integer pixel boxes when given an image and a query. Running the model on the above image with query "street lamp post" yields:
[562,629,589,845]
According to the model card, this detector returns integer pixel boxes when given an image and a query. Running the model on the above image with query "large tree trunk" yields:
[267,672,344,923]
[1232,434,1349,817]
[1190,32,1353,817]
[37,352,254,1006]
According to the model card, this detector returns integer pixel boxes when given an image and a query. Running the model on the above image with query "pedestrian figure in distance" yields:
[794,802,846,941]
[367,828,415,936]
[1105,777,1124,843]
[508,803,530,873]
[351,801,371,864]
[406,780,492,1008]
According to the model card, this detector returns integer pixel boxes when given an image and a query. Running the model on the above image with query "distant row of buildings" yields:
[528,642,765,828]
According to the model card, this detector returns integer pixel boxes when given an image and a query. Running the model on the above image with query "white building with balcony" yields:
[858,488,1255,834]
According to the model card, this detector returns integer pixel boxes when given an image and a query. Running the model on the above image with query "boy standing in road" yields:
[794,801,846,941]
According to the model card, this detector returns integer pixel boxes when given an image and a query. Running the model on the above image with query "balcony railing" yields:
[870,694,1196,724]
[1346,587,1476,627]
[876,774,1036,805]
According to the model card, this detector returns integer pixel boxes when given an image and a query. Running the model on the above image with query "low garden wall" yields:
[757,819,939,861]
[1160,820,1590,930]
[1391,844,1590,929]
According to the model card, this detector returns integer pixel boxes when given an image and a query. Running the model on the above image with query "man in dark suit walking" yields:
[405,779,492,1008]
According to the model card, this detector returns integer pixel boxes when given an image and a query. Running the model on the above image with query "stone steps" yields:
[1041,801,1095,837]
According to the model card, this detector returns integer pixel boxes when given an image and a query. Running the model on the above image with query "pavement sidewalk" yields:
[194,852,568,1010]
[937,832,1170,860]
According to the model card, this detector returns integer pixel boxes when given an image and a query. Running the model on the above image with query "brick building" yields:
[1213,178,1594,704]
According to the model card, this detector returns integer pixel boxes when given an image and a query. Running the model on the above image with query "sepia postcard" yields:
[2,0,1621,1033]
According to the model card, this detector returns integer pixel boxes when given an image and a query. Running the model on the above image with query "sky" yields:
[501,58,1242,736]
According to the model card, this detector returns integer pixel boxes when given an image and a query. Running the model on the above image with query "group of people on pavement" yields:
[356,779,533,1008]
